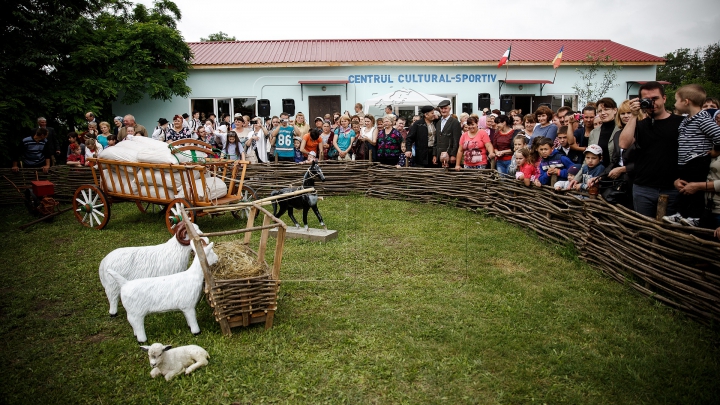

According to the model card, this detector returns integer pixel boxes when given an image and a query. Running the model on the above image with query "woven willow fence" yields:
[4,163,720,325]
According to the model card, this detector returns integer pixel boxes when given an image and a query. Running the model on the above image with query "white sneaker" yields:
[680,217,700,227]
[662,213,683,224]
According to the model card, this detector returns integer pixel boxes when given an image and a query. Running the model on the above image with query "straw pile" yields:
[210,241,268,279]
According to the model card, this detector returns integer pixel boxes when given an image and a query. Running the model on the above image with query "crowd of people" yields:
[13,82,720,238]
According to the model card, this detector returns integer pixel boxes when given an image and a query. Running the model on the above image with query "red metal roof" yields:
[188,39,664,67]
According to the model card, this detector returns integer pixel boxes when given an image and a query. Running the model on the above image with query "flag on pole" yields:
[552,46,564,69]
[497,45,511,68]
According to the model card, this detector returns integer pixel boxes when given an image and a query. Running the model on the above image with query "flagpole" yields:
[505,44,511,81]
[552,68,558,84]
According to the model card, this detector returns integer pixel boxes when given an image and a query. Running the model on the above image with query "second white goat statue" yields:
[107,241,218,343]
[99,222,208,317]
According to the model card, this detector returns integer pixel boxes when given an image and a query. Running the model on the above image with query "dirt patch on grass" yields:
[84,333,109,343]
[53,237,72,245]
[492,258,530,274]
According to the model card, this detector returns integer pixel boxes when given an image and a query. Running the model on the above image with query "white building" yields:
[114,39,665,127]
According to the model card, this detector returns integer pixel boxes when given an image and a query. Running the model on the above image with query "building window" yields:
[190,97,257,122]
[550,95,578,111]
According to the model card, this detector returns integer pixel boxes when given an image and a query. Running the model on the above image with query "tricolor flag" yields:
[497,45,511,68]
[552,46,564,69]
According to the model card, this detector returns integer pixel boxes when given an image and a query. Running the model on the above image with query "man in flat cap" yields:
[434,99,461,168]
[405,105,438,167]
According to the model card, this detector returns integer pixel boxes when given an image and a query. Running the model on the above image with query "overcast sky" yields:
[141,0,720,56]
[138,0,719,58]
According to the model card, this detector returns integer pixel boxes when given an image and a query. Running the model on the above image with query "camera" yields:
[640,98,654,109]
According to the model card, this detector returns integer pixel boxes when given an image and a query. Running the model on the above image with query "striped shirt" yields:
[21,136,52,167]
[678,110,720,165]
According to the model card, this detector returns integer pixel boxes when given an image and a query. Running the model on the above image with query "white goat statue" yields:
[140,343,209,381]
[107,241,218,343]
[99,222,208,317]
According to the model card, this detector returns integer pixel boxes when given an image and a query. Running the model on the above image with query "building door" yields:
[309,96,341,122]
[513,96,532,116]
[532,96,553,112]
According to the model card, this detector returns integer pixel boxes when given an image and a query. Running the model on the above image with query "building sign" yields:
[348,74,498,84]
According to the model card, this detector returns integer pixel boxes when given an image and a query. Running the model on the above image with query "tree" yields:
[200,31,236,42]
[572,49,622,108]
[657,42,720,110]
[0,0,192,164]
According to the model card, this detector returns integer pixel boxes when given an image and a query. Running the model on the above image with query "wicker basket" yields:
[179,200,294,336]
[205,245,280,330]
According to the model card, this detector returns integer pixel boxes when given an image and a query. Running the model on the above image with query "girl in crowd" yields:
[601,99,641,208]
[223,131,244,161]
[531,106,557,141]
[332,115,355,161]
[98,121,111,148]
[512,114,524,131]
[84,138,103,166]
[588,97,619,168]
[356,114,377,161]
[507,134,529,176]
[454,116,494,170]
[491,115,517,175]
[376,115,402,165]
[514,147,535,186]
[320,121,333,160]
[166,115,192,142]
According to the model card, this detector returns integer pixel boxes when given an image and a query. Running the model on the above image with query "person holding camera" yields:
[270,112,300,162]
[619,81,684,218]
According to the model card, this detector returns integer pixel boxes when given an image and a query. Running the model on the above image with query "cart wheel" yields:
[73,185,111,230]
[136,201,167,214]
[231,185,257,220]
[165,198,194,235]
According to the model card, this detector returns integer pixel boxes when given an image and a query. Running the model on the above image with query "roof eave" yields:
[190,61,664,69]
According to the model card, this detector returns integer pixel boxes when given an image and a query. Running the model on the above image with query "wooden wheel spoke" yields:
[73,185,111,230]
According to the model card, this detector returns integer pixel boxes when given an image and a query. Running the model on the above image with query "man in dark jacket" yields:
[434,100,461,167]
[405,106,437,167]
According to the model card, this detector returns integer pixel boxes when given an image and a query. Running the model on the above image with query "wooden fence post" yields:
[655,194,669,221]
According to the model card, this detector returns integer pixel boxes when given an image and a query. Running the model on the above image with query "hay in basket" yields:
[210,241,269,280]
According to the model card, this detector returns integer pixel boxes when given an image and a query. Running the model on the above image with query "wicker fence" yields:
[5,163,720,325]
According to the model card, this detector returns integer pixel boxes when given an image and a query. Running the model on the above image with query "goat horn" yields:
[175,222,190,246]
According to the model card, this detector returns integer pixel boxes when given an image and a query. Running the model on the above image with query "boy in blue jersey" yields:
[270,112,300,162]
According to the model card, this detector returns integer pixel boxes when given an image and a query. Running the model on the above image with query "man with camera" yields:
[270,112,300,162]
[619,81,684,218]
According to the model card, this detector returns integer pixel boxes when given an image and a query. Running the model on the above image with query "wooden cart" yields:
[72,139,255,233]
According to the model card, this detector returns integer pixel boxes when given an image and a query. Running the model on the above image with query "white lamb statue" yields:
[99,222,208,317]
[107,241,218,343]
[140,343,209,381]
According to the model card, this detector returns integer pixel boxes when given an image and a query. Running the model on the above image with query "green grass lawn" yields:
[0,195,718,404]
